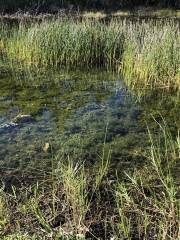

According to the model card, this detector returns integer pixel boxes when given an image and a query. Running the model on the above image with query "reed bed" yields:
[0,18,180,89]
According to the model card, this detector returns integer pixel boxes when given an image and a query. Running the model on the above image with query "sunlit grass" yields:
[0,18,179,90]
[114,123,180,239]
[122,25,180,90]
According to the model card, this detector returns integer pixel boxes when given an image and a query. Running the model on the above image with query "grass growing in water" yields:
[1,18,179,89]
[0,122,179,239]
[114,124,180,239]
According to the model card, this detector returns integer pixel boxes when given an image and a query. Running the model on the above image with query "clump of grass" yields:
[54,145,110,238]
[3,19,124,69]
[57,158,89,237]
[1,18,179,90]
[122,23,180,90]
[114,124,179,239]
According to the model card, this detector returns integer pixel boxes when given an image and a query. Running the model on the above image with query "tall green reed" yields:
[3,19,124,68]
[122,22,180,89]
[0,18,179,89]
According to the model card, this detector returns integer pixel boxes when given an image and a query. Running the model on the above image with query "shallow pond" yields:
[0,68,179,184]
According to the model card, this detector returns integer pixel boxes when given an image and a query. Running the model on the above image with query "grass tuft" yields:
[114,124,180,239]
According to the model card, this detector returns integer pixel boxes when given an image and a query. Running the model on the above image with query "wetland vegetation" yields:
[0,123,179,239]
[0,18,180,90]
[0,7,179,240]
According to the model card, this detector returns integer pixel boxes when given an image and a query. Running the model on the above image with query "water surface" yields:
[0,69,179,183]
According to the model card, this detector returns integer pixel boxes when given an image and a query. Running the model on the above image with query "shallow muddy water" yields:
[0,68,179,184]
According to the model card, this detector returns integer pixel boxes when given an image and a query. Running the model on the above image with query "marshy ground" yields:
[0,13,179,240]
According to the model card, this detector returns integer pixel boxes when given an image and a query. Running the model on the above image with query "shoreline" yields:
[0,8,180,22]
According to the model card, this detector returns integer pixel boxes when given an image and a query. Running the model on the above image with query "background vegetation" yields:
[0,0,179,13]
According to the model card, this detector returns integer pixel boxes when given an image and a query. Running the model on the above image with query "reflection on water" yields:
[0,69,179,182]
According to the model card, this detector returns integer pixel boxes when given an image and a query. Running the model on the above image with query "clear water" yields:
[0,68,179,183]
